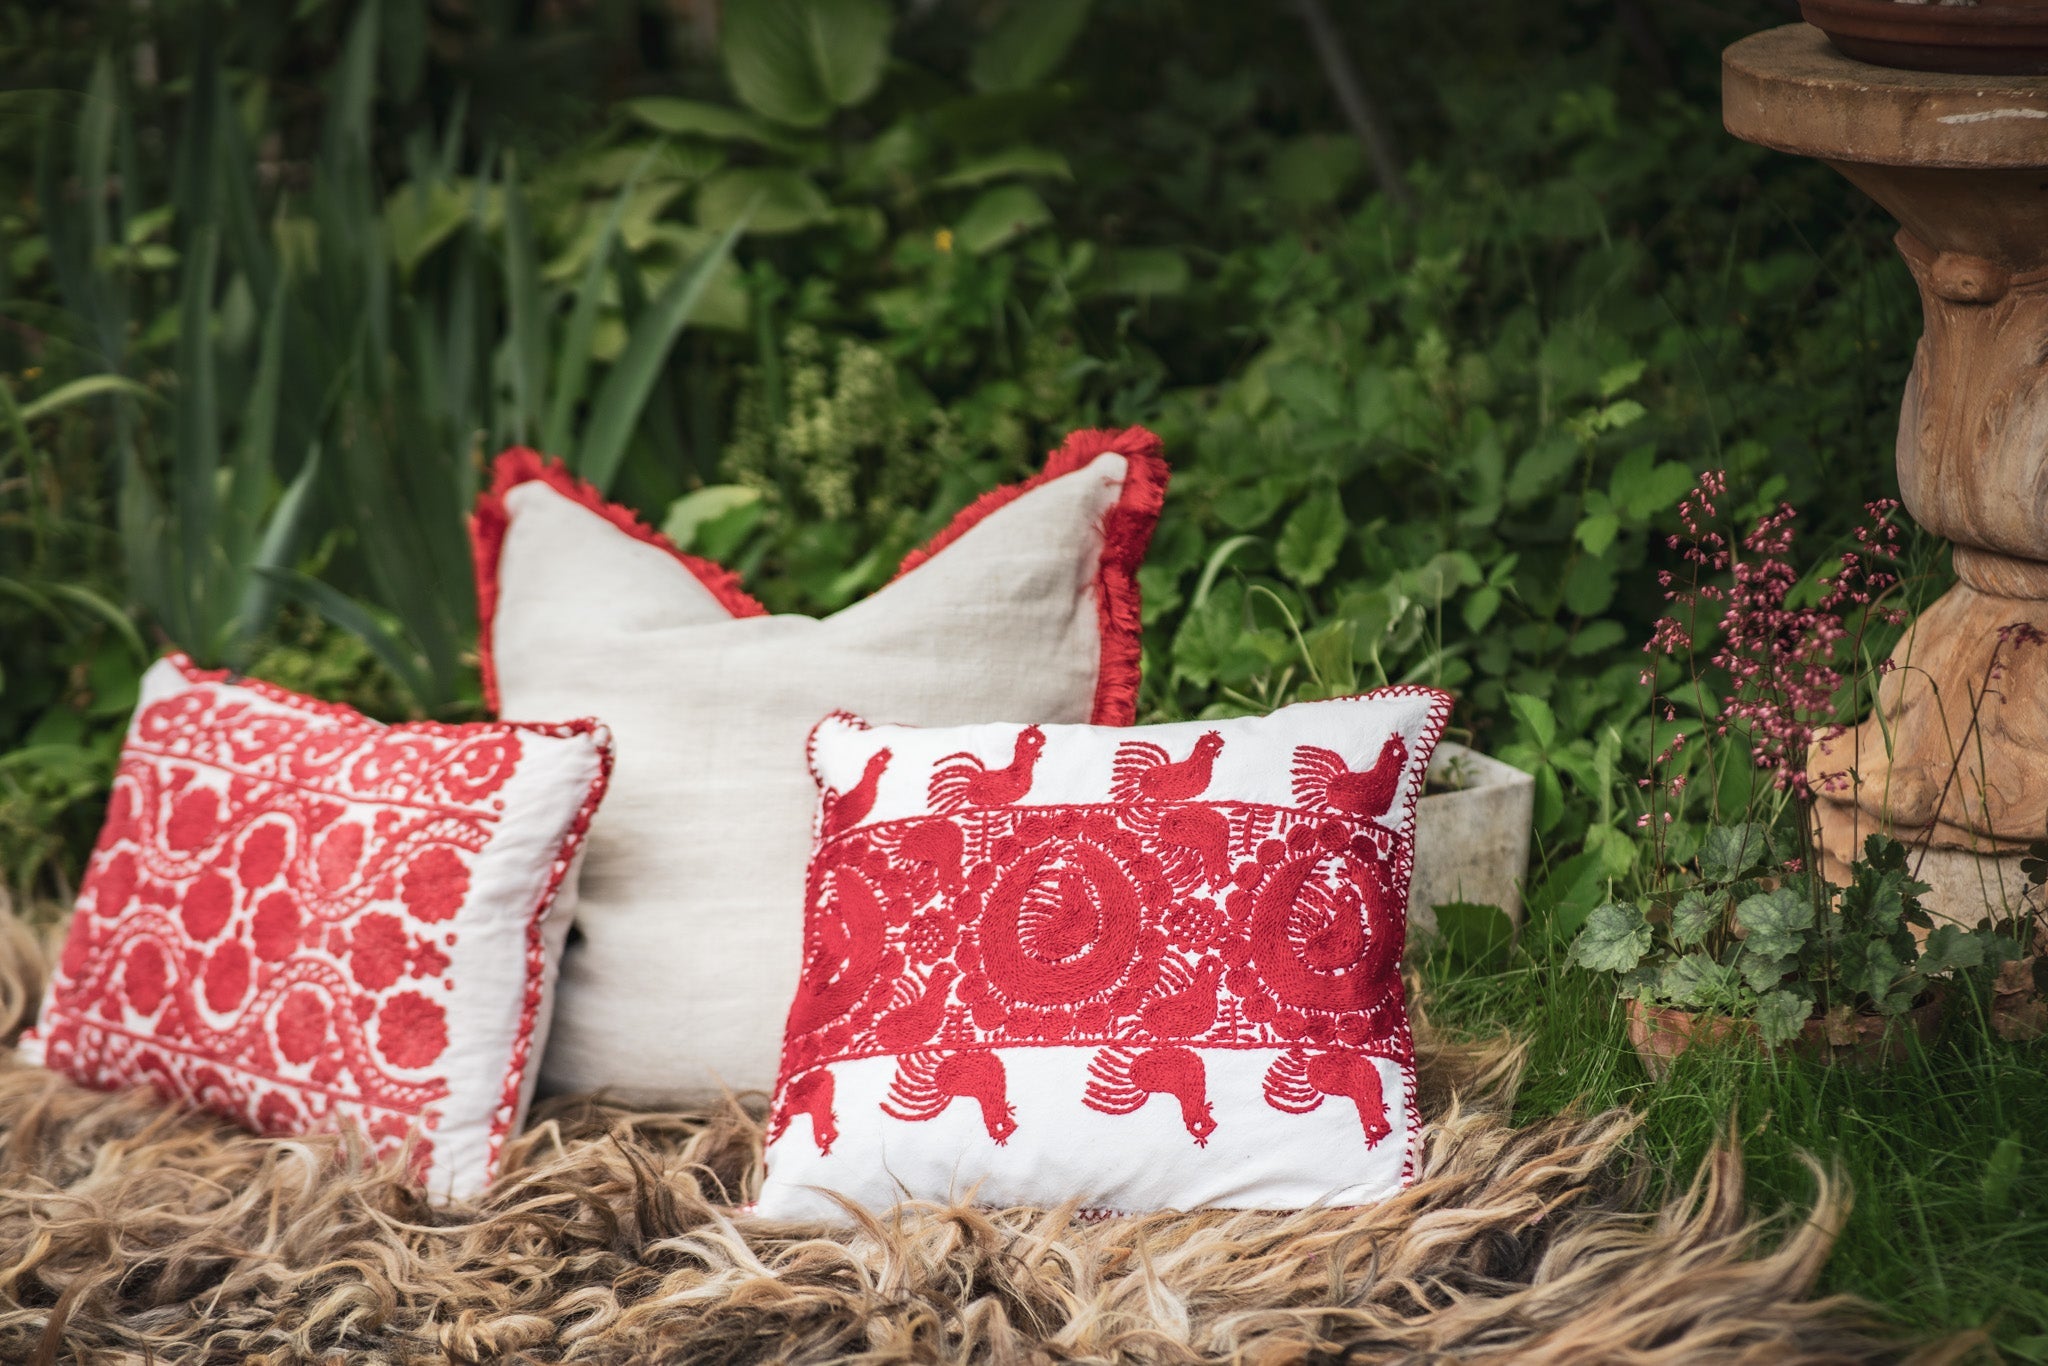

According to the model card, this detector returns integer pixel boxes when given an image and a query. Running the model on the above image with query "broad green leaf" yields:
[662,485,763,551]
[1268,133,1363,209]
[1275,491,1346,588]
[1736,886,1812,958]
[1754,987,1811,1047]
[385,178,469,278]
[1080,246,1189,298]
[1582,823,1636,880]
[1574,509,1620,556]
[697,168,829,234]
[723,0,891,129]
[969,0,1091,93]
[1699,823,1769,882]
[1569,901,1651,974]
[1658,952,1744,1009]
[952,184,1051,255]
[937,145,1071,189]
[1669,889,1717,947]
[1738,949,1795,994]
[1505,692,1557,750]
[624,97,783,144]
[229,446,322,664]
[1919,922,1990,976]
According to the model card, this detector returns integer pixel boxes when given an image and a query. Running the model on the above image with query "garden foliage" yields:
[3,0,2042,1347]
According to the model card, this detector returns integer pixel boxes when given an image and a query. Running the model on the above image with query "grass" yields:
[1418,947,2048,1354]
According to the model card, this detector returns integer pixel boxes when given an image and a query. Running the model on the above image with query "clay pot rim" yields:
[1799,0,2048,75]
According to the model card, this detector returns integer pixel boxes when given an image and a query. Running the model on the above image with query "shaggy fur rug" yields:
[0,907,1957,1365]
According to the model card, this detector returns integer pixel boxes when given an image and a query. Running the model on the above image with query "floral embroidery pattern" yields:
[774,740,1416,1153]
[34,682,531,1177]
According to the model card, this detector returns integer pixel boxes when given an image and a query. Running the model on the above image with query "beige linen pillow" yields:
[471,429,1167,1104]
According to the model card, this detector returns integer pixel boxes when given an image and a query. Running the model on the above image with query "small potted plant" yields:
[1573,824,1996,1075]
[1567,475,2029,1073]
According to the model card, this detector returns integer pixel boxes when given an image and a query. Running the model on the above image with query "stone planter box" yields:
[1407,743,1535,938]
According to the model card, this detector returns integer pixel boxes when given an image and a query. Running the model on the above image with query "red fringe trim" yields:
[472,430,1168,725]
[893,427,1168,726]
[470,449,769,714]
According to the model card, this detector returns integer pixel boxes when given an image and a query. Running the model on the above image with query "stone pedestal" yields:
[1723,25,2048,925]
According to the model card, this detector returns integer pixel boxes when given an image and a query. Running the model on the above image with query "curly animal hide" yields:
[0,900,1957,1365]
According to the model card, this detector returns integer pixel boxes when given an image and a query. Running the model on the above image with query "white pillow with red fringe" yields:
[473,428,1168,1106]
[18,655,612,1198]
[754,690,1451,1221]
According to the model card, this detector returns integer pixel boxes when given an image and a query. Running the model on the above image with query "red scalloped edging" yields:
[893,427,1167,727]
[163,652,616,1191]
[470,448,770,714]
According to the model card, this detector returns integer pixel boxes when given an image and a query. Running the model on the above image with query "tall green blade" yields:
[576,214,749,493]
[541,143,663,457]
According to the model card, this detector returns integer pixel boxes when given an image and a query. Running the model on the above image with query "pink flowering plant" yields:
[1567,474,2010,1050]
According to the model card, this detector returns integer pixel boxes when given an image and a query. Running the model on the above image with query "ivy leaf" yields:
[1275,491,1347,588]
[1736,886,1812,959]
[1754,988,1811,1047]
[1569,901,1652,974]
[1658,952,1745,1009]
[1669,889,1717,947]
[1699,823,1770,882]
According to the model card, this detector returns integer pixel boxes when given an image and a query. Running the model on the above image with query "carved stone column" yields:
[1723,25,2048,924]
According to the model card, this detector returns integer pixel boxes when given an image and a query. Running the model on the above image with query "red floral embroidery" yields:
[29,659,613,1192]
[774,789,1418,1154]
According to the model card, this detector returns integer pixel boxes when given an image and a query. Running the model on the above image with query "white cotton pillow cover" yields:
[472,429,1168,1105]
[754,692,1451,1221]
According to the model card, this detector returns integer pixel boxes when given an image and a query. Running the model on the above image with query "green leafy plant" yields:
[1572,826,2000,1046]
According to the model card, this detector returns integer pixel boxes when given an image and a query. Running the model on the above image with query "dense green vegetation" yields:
[3,0,2040,1351]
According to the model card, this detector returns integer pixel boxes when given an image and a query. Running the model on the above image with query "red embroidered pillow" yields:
[19,656,612,1197]
[755,691,1451,1220]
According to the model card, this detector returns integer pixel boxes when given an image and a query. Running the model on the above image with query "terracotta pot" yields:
[1798,0,2048,75]
[1791,995,1944,1066]
[1627,999,1758,1080]
[1626,995,1943,1078]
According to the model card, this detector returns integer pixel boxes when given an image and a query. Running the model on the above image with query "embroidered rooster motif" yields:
[928,727,1047,814]
[874,964,960,1050]
[1262,1048,1392,1145]
[882,1049,1019,1143]
[1084,1046,1217,1144]
[876,818,965,893]
[1110,731,1225,802]
[1290,734,1408,820]
[768,1068,839,1154]
[820,748,891,837]
[1137,956,1225,1038]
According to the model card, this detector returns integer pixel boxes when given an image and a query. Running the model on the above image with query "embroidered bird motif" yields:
[1084,1046,1218,1144]
[1290,734,1408,820]
[882,1049,1019,1143]
[1110,731,1225,803]
[874,964,959,1051]
[821,748,891,837]
[1263,1048,1392,1145]
[881,818,965,893]
[1138,956,1225,1038]
[928,727,1047,813]
[768,1068,839,1154]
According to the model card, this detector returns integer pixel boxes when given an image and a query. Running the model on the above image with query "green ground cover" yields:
[2,0,2039,1350]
